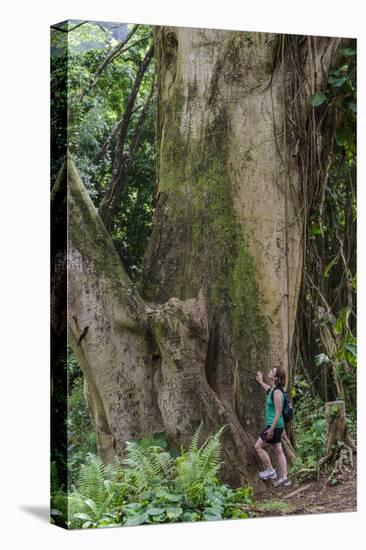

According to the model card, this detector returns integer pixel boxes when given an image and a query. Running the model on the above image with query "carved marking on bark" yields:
[77,325,89,346]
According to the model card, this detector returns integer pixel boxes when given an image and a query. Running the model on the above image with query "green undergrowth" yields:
[290,375,356,481]
[51,424,253,529]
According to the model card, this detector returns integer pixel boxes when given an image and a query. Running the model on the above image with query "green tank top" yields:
[265,387,285,428]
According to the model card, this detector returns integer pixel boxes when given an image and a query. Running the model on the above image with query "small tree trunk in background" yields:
[317,307,346,401]
[318,400,356,472]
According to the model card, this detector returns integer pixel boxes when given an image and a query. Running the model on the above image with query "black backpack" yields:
[271,386,293,423]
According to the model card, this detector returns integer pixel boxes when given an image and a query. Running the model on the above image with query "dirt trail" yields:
[244,463,356,517]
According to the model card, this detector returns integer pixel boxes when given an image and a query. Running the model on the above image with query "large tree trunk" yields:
[66,28,339,488]
[67,157,164,464]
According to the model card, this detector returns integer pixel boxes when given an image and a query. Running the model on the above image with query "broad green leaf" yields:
[205,489,225,506]
[345,343,357,358]
[98,519,118,526]
[311,223,322,236]
[229,508,249,519]
[84,499,98,515]
[335,127,347,147]
[310,91,327,107]
[74,512,93,521]
[82,521,93,528]
[324,256,338,277]
[339,48,356,57]
[124,512,149,526]
[103,492,114,508]
[233,486,253,503]
[153,432,168,448]
[139,435,156,448]
[159,492,182,503]
[202,507,223,521]
[181,511,194,522]
[147,507,165,516]
[166,506,183,520]
[314,353,330,366]
[103,479,113,492]
[182,510,201,522]
[333,308,349,335]
[150,477,167,487]
[328,75,348,87]
[123,502,144,514]
[169,447,180,459]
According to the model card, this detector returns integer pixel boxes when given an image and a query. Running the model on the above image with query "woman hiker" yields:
[254,366,291,487]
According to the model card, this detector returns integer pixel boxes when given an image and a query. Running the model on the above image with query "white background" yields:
[0,0,364,548]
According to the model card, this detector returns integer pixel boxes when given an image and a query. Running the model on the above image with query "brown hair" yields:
[274,366,286,387]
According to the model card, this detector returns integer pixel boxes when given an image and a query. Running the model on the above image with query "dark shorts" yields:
[260,425,284,445]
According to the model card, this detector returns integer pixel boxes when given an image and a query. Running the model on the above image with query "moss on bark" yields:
[141,53,269,415]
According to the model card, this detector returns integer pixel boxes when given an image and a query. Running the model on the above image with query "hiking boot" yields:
[272,477,292,487]
[259,468,277,480]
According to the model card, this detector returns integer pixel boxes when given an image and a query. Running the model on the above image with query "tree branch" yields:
[98,44,154,230]
[77,25,139,102]
[92,104,143,165]
[129,76,155,158]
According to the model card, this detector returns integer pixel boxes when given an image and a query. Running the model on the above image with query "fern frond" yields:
[67,493,87,528]
[123,441,157,494]
[199,426,226,474]
[104,454,124,481]
[76,453,108,507]
[123,440,174,494]
[124,441,159,476]
[154,448,174,479]
[189,422,203,453]
[174,424,226,505]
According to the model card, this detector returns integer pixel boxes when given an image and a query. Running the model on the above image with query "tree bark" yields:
[66,28,339,488]
[141,27,336,459]
[67,155,164,462]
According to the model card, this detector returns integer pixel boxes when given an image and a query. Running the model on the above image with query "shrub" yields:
[59,424,253,528]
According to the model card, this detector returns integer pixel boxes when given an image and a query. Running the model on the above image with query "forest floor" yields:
[243,461,357,518]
